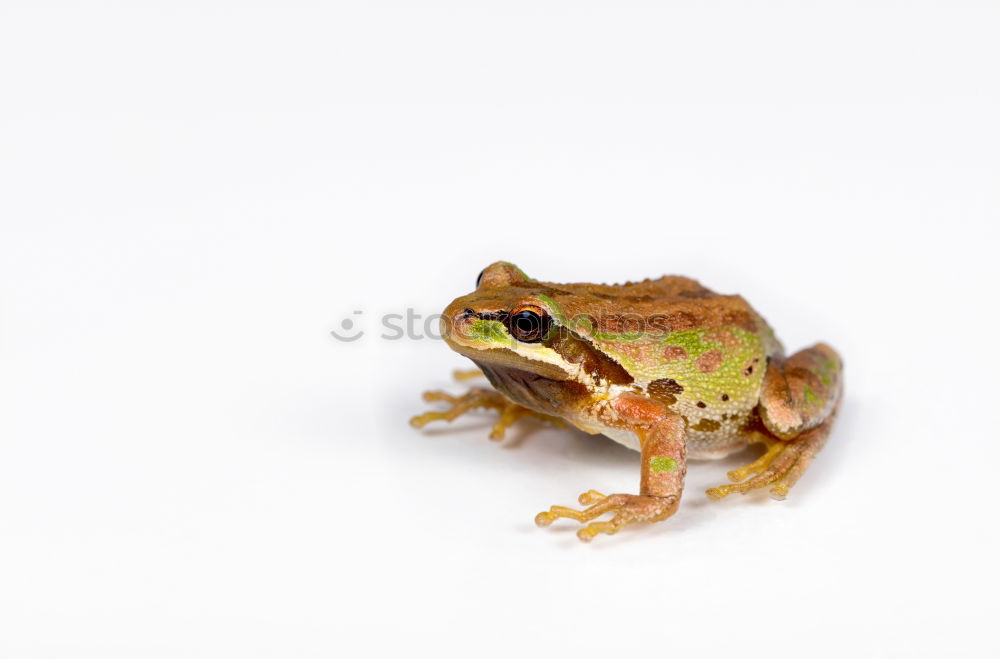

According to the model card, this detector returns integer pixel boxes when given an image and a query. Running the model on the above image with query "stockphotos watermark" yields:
[330,309,446,342]
[330,308,682,343]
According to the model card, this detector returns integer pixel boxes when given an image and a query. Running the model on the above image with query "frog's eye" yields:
[475,269,485,288]
[506,306,551,343]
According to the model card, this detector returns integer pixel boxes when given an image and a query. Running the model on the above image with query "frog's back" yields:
[537,275,768,339]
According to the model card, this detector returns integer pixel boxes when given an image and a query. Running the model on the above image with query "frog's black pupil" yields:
[475,269,485,288]
[508,310,549,343]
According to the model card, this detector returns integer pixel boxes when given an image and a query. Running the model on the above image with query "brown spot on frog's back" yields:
[647,378,684,406]
[696,349,723,373]
[662,345,688,361]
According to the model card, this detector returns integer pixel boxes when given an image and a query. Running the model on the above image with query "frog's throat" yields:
[472,361,590,419]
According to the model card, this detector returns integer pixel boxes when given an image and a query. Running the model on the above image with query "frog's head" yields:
[441,262,633,389]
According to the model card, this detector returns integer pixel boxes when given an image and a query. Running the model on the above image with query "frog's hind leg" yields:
[759,343,842,440]
[410,386,565,441]
[707,343,843,501]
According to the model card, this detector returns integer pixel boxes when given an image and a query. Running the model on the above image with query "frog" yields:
[410,262,843,542]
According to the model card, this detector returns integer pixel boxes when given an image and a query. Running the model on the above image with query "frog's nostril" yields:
[463,308,476,317]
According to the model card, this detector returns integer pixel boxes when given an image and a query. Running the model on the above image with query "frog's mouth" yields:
[443,339,576,381]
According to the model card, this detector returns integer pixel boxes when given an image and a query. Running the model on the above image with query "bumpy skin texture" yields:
[410,262,843,541]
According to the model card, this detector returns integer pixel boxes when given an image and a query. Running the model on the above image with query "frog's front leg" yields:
[410,386,565,441]
[707,343,843,500]
[535,393,686,542]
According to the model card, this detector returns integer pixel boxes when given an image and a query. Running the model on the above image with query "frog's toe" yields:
[535,493,678,542]
[706,419,832,501]
[451,368,484,381]
[706,441,805,500]
[488,402,531,441]
[577,490,607,505]
[532,491,609,526]
[724,435,784,484]
[410,386,563,442]
[409,387,508,434]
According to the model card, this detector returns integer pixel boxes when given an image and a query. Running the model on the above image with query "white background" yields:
[2,3,998,658]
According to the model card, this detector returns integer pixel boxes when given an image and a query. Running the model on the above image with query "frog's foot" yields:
[409,386,564,441]
[534,491,679,542]
[706,416,833,501]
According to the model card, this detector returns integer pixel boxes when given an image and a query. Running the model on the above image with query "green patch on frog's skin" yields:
[537,294,569,324]
[589,327,646,342]
[816,355,839,386]
[649,456,678,473]
[467,319,514,346]
[610,327,760,379]
[582,326,769,428]
[660,329,714,356]
[803,384,821,406]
